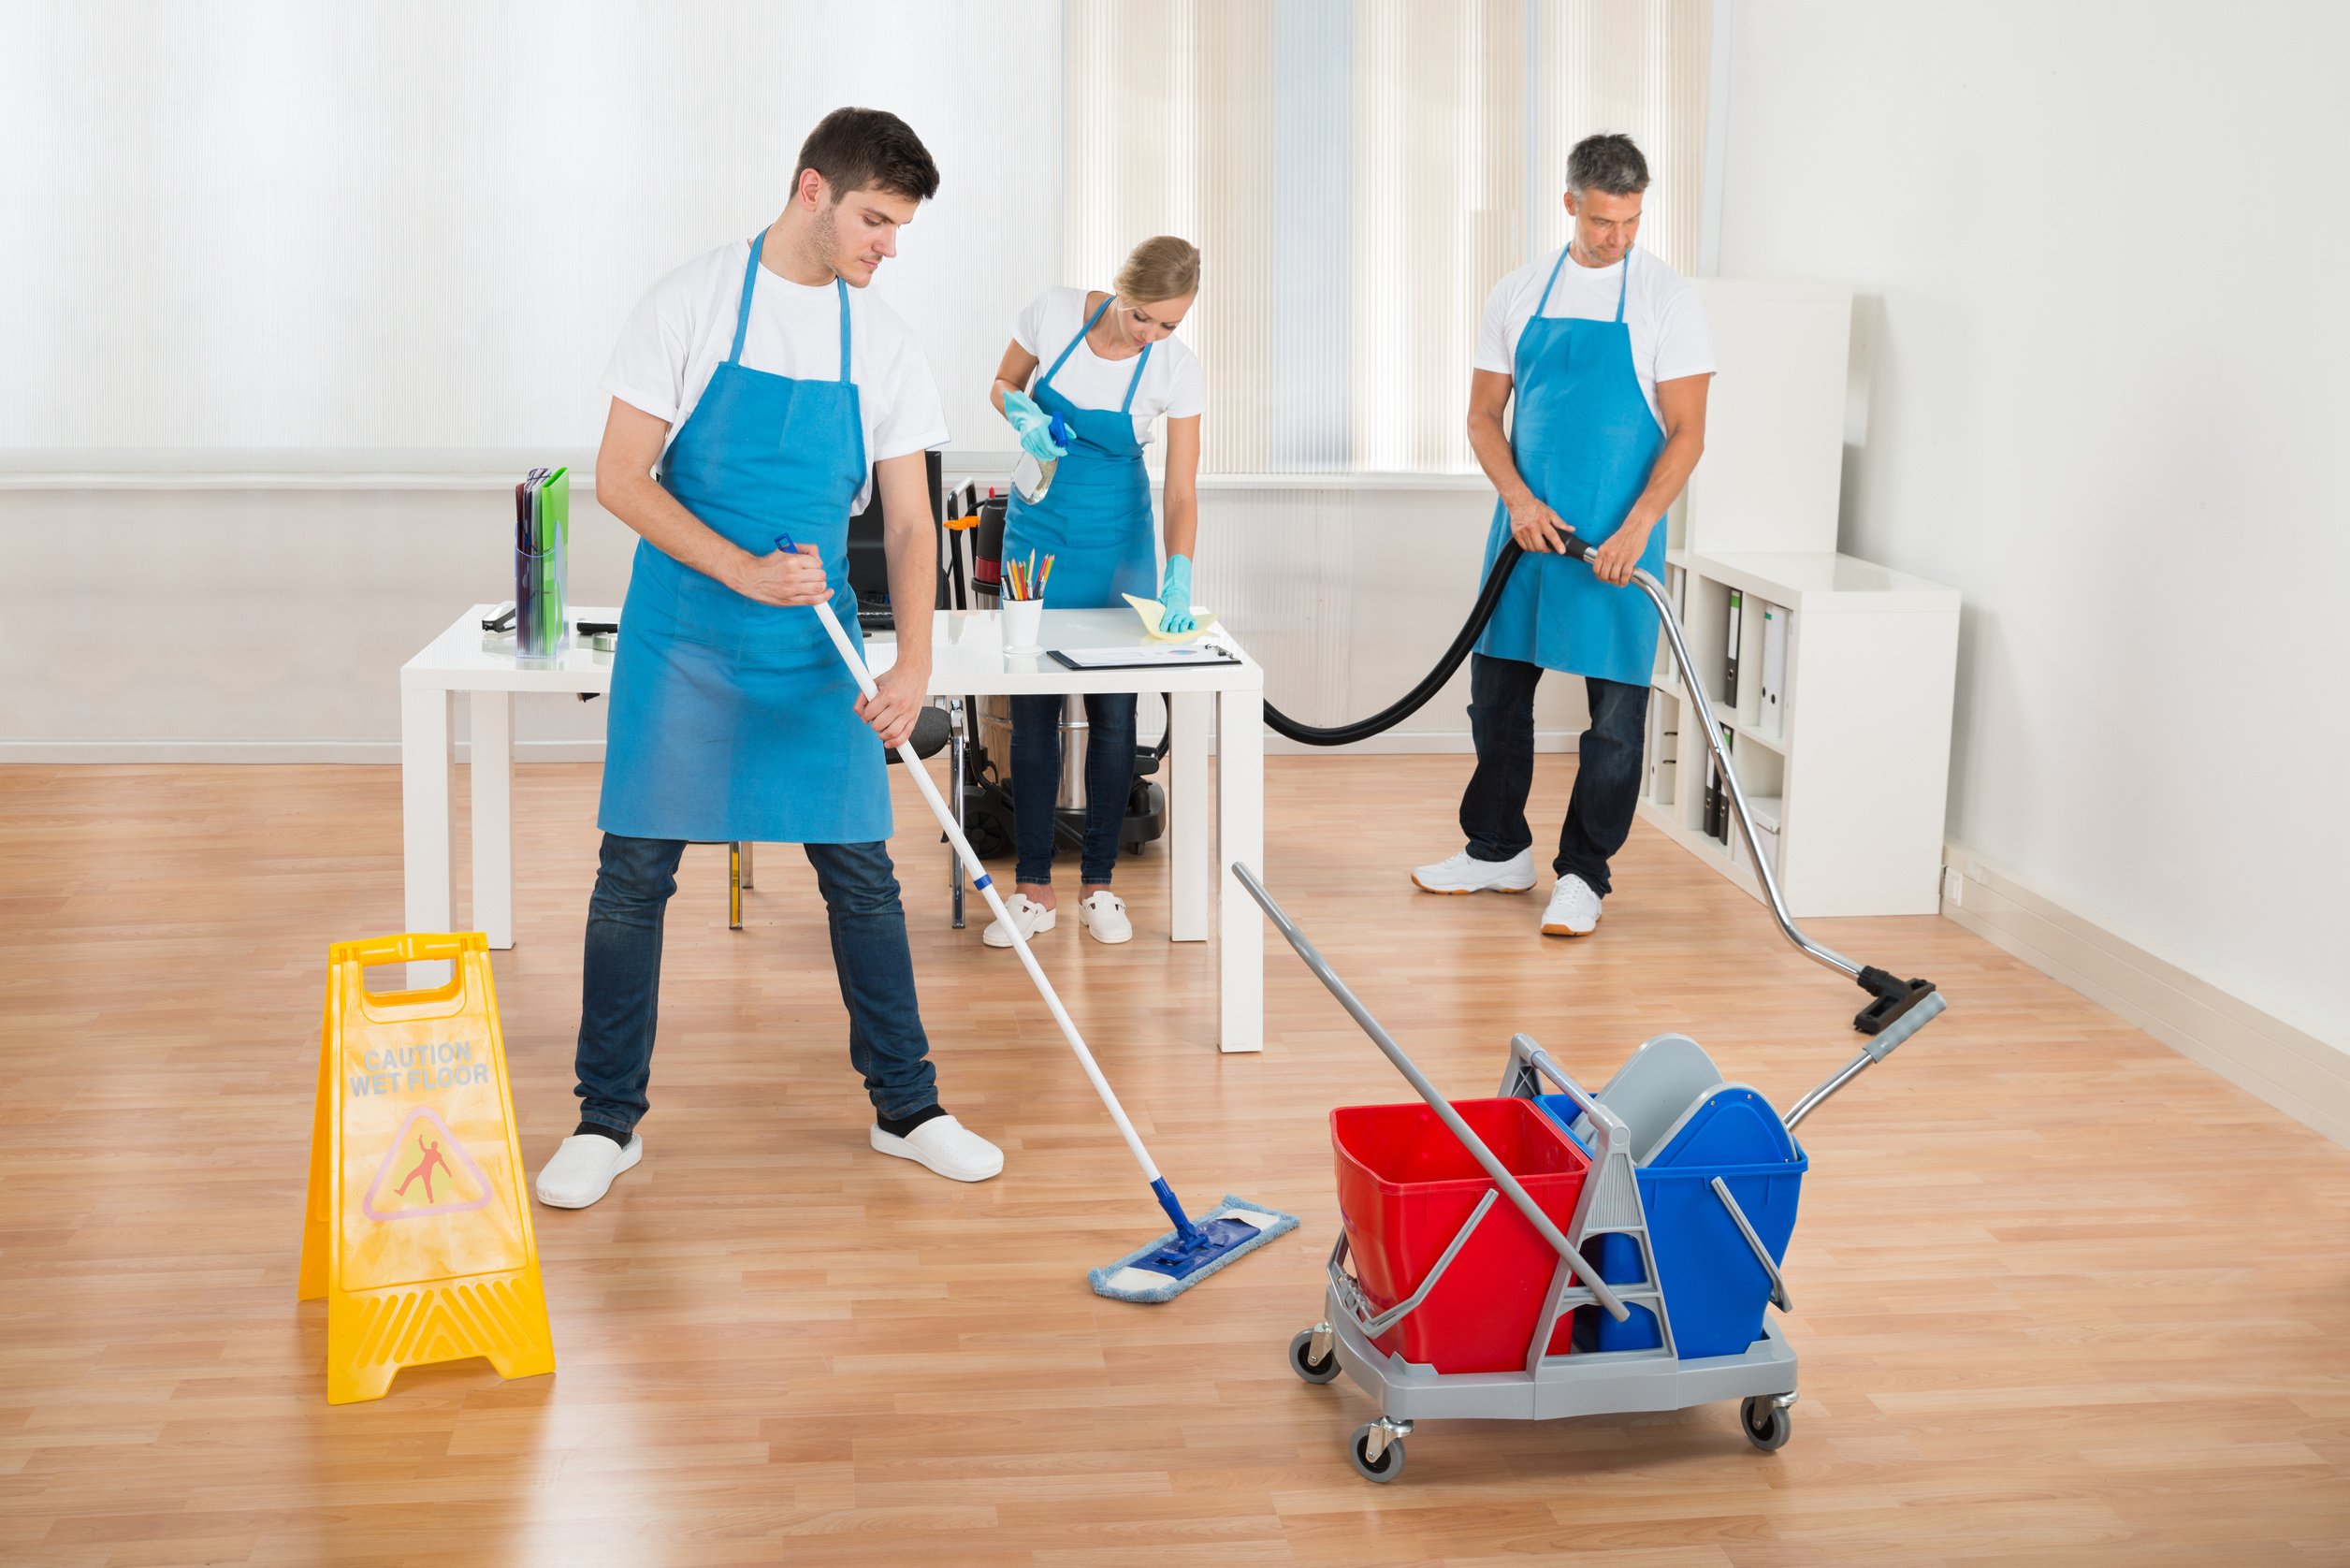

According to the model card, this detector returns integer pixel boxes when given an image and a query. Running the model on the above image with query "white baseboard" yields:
[1941,841,2350,1146]
[0,739,609,764]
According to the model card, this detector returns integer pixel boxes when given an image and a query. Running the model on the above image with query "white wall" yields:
[0,0,1058,462]
[1717,2,2350,1041]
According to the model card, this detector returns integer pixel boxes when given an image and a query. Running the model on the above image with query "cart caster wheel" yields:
[1740,1397,1792,1452]
[1349,1424,1407,1483]
[1288,1329,1340,1385]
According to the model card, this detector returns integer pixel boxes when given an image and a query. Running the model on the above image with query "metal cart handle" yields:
[1507,1036,1635,1159]
[1234,863,1631,1323]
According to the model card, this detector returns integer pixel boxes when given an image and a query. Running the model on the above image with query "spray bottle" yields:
[1009,411,1073,504]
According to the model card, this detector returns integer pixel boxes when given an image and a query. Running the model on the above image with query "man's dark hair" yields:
[793,108,940,204]
[1566,133,1649,196]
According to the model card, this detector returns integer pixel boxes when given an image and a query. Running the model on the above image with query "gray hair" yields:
[1566,133,1650,196]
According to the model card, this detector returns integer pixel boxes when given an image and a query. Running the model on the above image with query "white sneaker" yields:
[870,1114,1004,1183]
[1541,875,1603,936]
[982,893,1056,948]
[534,1131,643,1209]
[1412,847,1537,894]
[1078,890,1133,944]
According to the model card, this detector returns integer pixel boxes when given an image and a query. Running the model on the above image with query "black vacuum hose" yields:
[1261,540,1526,747]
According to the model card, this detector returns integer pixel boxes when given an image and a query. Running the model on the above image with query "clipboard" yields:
[1047,645,1243,672]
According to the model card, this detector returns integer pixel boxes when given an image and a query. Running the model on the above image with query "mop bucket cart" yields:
[1241,867,1943,1483]
[1240,548,1946,1481]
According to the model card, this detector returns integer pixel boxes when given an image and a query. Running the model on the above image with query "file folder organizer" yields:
[515,468,569,663]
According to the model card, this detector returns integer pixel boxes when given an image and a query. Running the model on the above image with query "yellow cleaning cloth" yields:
[1122,593,1220,642]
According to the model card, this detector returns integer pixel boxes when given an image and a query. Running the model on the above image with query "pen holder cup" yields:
[999,595,1044,657]
[515,544,565,664]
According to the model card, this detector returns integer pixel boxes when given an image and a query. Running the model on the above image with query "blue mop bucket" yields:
[1538,1087,1806,1357]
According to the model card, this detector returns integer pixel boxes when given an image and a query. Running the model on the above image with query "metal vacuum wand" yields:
[1555,533,1939,1038]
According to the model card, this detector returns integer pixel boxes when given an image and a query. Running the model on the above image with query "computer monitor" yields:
[846,450,946,616]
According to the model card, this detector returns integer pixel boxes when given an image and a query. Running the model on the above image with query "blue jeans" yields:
[1459,654,1649,897]
[573,833,939,1133]
[1009,692,1137,886]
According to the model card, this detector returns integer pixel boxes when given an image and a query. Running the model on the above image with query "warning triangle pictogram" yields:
[362,1106,493,1222]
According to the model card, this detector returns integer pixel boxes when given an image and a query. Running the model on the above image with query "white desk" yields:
[400,605,1268,1052]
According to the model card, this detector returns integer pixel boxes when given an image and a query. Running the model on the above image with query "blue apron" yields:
[1472,249,1666,685]
[1003,295,1156,607]
[599,233,888,845]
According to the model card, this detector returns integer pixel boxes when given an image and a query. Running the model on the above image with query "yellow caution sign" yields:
[297,933,554,1403]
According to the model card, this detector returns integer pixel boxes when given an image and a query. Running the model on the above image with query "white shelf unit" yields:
[1635,278,1959,917]
[1639,551,1959,917]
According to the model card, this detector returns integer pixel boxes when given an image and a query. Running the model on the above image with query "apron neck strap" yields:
[1119,340,1153,414]
[834,277,852,383]
[1043,293,1152,414]
[728,232,854,382]
[1042,292,1116,389]
[1533,246,1573,316]
[1531,245,1633,322]
[728,232,765,366]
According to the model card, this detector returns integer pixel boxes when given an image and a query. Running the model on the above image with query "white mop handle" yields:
[807,596,1166,1186]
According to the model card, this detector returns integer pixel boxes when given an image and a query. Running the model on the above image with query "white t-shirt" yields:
[1474,247,1715,427]
[1012,286,1207,447]
[602,239,950,513]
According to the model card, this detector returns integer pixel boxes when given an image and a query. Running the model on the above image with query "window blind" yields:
[1064,0,1712,475]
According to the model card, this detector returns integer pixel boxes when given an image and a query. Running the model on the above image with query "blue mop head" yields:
[1087,1194,1299,1303]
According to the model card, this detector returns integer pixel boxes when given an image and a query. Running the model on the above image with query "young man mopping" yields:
[536,108,1002,1208]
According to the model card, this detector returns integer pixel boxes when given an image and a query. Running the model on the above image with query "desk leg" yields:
[401,687,455,989]
[1168,692,1210,942]
[1215,686,1264,1053]
[470,690,514,950]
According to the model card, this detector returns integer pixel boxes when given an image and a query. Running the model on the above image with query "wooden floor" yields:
[3,756,2346,1567]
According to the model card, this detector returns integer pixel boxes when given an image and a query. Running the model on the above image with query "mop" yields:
[776,533,1296,1302]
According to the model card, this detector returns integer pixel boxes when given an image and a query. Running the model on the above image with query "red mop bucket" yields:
[1331,1097,1591,1373]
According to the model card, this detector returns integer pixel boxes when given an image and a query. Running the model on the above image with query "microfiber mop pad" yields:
[1088,1195,1299,1303]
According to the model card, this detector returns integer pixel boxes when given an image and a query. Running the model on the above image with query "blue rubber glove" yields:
[1157,554,1196,634]
[1000,389,1067,460]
